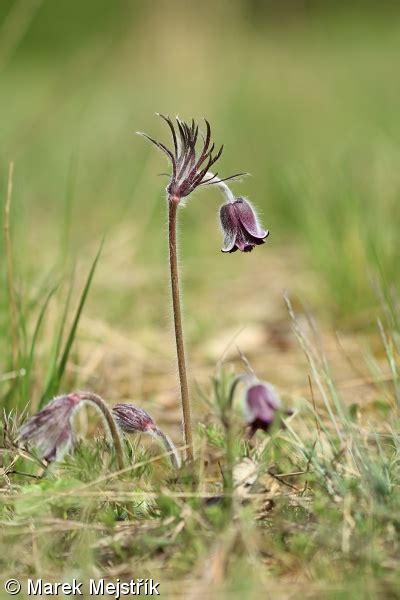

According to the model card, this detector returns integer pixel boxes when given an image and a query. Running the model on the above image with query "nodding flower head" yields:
[112,404,155,434]
[138,115,244,200]
[244,381,292,438]
[220,197,269,253]
[17,393,81,462]
[112,403,181,469]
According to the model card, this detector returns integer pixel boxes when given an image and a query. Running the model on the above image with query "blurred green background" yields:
[1,0,400,404]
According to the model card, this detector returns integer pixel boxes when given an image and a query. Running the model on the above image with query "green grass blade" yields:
[40,273,75,405]
[22,284,59,408]
[40,239,104,406]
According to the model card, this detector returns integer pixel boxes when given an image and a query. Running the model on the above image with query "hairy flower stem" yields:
[168,196,193,462]
[152,427,181,469]
[77,391,125,471]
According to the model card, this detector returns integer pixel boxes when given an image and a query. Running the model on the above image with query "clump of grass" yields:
[2,265,97,411]
[1,298,400,597]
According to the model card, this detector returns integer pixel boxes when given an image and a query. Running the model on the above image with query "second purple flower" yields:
[244,381,292,438]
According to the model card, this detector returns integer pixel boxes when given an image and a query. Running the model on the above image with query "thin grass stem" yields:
[3,161,19,371]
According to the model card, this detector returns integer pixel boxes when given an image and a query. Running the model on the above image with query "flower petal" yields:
[246,384,276,423]
[235,198,268,240]
[220,203,239,252]
[17,394,81,462]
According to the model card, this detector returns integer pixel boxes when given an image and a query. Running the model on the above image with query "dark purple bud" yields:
[112,404,156,434]
[245,382,291,437]
[17,393,81,462]
[112,403,181,469]
[220,198,269,253]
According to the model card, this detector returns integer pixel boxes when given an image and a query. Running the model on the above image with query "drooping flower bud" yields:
[244,381,292,437]
[220,198,269,253]
[112,403,181,469]
[112,404,155,434]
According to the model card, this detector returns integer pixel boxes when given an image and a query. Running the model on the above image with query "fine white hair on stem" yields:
[151,428,182,469]
[207,172,236,203]
[76,391,125,470]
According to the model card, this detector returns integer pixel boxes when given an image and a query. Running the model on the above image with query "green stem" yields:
[168,196,193,462]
